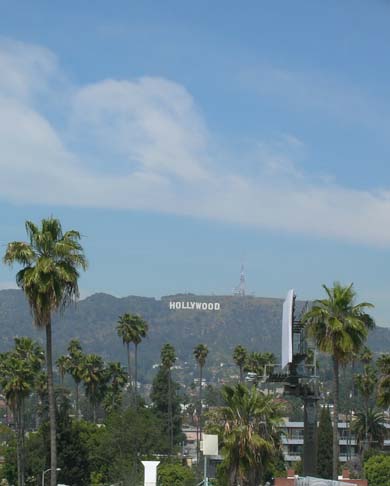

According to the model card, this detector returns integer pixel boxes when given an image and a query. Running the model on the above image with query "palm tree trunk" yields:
[240,364,244,384]
[93,402,97,424]
[168,368,173,452]
[364,396,369,450]
[46,322,57,486]
[332,357,339,480]
[20,399,25,486]
[15,403,23,486]
[75,381,80,420]
[197,365,203,464]
[127,342,132,397]
[134,343,138,405]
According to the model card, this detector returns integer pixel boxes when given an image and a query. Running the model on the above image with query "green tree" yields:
[355,365,377,450]
[150,366,183,451]
[244,352,276,385]
[67,339,84,420]
[116,313,135,395]
[0,337,44,486]
[81,354,108,423]
[130,315,148,402]
[377,353,390,408]
[352,409,386,453]
[317,406,333,479]
[161,343,177,452]
[206,383,283,486]
[3,217,87,486]
[193,343,208,463]
[56,355,69,385]
[102,362,127,415]
[158,461,196,486]
[233,345,247,384]
[93,406,168,485]
[364,454,390,486]
[302,282,374,479]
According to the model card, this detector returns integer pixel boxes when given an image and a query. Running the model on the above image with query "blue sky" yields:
[1,1,390,324]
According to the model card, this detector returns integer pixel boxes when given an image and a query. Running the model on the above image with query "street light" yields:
[42,467,61,486]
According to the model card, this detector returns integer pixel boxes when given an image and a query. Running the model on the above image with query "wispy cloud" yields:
[1,39,390,246]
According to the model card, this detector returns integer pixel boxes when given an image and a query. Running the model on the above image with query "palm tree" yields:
[377,353,390,408]
[360,346,373,365]
[193,343,208,463]
[116,313,135,394]
[0,338,44,486]
[81,353,108,423]
[66,339,84,420]
[233,345,247,384]
[130,315,149,401]
[206,383,284,485]
[161,343,176,452]
[56,355,69,385]
[244,351,276,385]
[355,365,377,450]
[103,362,127,415]
[302,282,374,479]
[3,218,87,486]
[352,408,386,452]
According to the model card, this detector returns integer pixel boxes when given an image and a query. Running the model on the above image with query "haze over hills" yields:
[1,289,389,382]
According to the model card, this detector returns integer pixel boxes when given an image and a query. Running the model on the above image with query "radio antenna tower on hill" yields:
[233,264,246,296]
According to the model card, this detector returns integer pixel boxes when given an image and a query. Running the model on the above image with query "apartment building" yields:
[280,418,390,464]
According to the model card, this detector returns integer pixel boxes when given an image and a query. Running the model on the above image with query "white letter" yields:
[208,303,213,310]
[202,303,207,310]
[215,303,220,310]
[169,302,175,310]
[176,302,181,309]
[196,302,202,309]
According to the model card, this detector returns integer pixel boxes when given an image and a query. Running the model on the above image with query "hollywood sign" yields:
[169,301,221,311]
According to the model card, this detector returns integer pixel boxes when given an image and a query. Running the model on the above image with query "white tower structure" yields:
[233,264,246,296]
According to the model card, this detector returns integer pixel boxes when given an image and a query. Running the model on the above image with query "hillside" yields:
[0,289,389,381]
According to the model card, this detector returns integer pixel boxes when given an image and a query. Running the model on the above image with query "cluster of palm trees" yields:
[56,339,128,422]
[0,338,45,486]
[232,346,276,385]
[116,313,148,402]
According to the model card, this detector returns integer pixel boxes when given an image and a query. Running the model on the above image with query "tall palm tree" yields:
[161,343,176,452]
[302,282,374,479]
[116,313,135,394]
[355,365,377,450]
[0,338,44,486]
[206,383,284,485]
[56,354,69,385]
[193,343,208,463]
[81,353,108,423]
[377,353,390,408]
[130,315,149,401]
[66,339,84,420]
[3,218,87,486]
[233,345,247,384]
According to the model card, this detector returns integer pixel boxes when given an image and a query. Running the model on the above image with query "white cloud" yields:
[1,39,390,246]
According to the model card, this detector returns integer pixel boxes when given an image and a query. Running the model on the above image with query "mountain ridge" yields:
[1,289,389,382]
